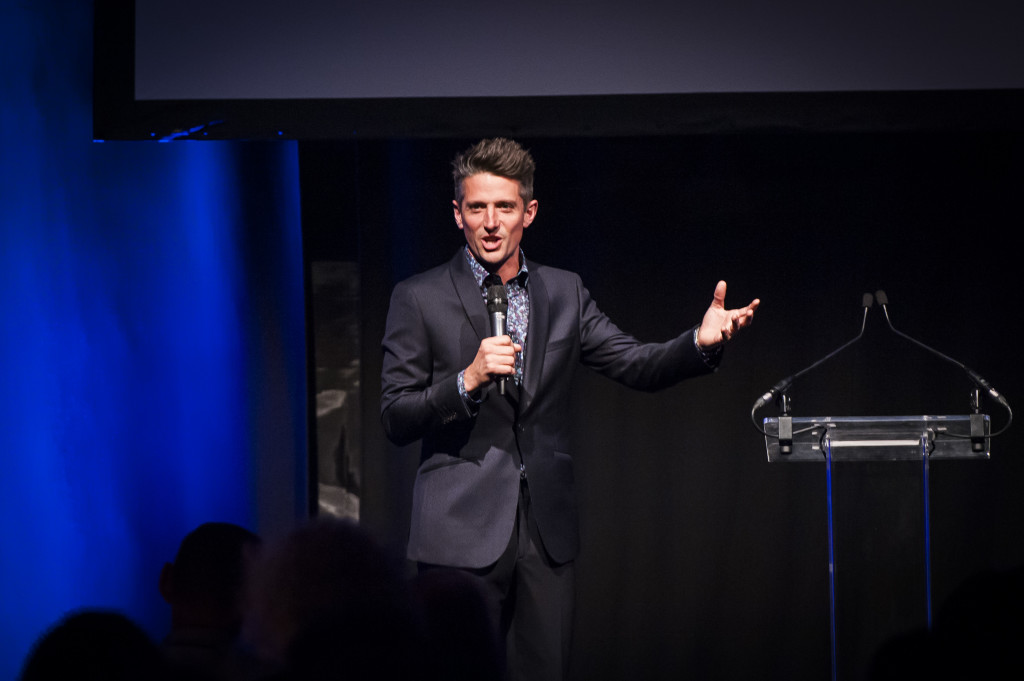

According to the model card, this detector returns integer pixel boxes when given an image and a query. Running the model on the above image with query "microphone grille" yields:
[486,280,508,314]
[862,292,874,307]
[875,290,889,306]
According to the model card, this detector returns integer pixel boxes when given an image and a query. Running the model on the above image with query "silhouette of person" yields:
[20,609,171,681]
[159,522,261,680]
[240,517,421,680]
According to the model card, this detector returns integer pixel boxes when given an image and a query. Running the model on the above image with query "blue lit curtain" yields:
[0,4,306,677]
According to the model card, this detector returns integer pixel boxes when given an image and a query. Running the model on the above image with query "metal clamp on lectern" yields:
[778,415,793,455]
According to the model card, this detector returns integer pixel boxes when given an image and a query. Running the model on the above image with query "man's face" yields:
[454,172,538,283]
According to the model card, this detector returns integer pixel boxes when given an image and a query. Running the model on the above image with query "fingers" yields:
[465,336,519,392]
[719,298,759,341]
[480,336,519,376]
[737,302,757,323]
[485,336,521,352]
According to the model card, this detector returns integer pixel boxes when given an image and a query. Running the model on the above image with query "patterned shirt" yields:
[458,246,529,401]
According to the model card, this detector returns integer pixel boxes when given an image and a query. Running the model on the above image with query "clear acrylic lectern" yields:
[763,414,991,681]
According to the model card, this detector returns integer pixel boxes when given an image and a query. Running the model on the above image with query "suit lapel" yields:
[449,250,489,341]
[521,266,549,417]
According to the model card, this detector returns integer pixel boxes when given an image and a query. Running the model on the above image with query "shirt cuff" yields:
[457,370,485,406]
[693,328,723,368]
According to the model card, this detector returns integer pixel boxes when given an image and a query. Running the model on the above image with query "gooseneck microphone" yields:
[484,275,509,396]
[875,290,1012,426]
[751,292,874,421]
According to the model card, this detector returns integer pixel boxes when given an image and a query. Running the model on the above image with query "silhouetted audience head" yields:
[20,609,171,681]
[242,517,421,679]
[161,522,261,627]
[159,521,261,679]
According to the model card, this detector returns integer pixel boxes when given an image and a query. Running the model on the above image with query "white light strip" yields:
[826,439,921,447]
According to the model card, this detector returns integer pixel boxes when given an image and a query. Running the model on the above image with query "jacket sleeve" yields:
[379,279,477,447]
[575,277,713,391]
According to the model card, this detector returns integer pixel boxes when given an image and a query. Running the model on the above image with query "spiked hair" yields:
[452,138,535,204]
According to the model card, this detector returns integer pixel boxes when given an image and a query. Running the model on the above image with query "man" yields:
[380,138,759,681]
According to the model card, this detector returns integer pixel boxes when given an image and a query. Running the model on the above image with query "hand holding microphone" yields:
[462,275,519,396]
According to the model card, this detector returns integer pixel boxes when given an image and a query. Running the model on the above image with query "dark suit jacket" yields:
[381,249,713,568]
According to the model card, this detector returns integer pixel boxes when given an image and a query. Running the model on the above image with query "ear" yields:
[159,562,174,604]
[523,199,538,228]
[452,199,465,231]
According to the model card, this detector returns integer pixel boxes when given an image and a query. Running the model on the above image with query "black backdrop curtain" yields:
[301,131,1023,681]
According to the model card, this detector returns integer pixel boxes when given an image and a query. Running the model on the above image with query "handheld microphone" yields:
[485,275,509,396]
[875,290,1010,412]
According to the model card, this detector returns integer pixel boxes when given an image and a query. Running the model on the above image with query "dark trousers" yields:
[422,480,575,681]
[499,480,575,681]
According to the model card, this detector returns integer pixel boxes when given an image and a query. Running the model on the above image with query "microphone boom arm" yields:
[750,294,873,437]
[875,289,1012,437]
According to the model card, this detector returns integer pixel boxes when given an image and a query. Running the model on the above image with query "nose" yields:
[484,206,500,229]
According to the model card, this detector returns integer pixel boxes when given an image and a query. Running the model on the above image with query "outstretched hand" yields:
[696,281,760,350]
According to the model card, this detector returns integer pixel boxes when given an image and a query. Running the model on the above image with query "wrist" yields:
[459,368,485,401]
[694,327,722,363]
